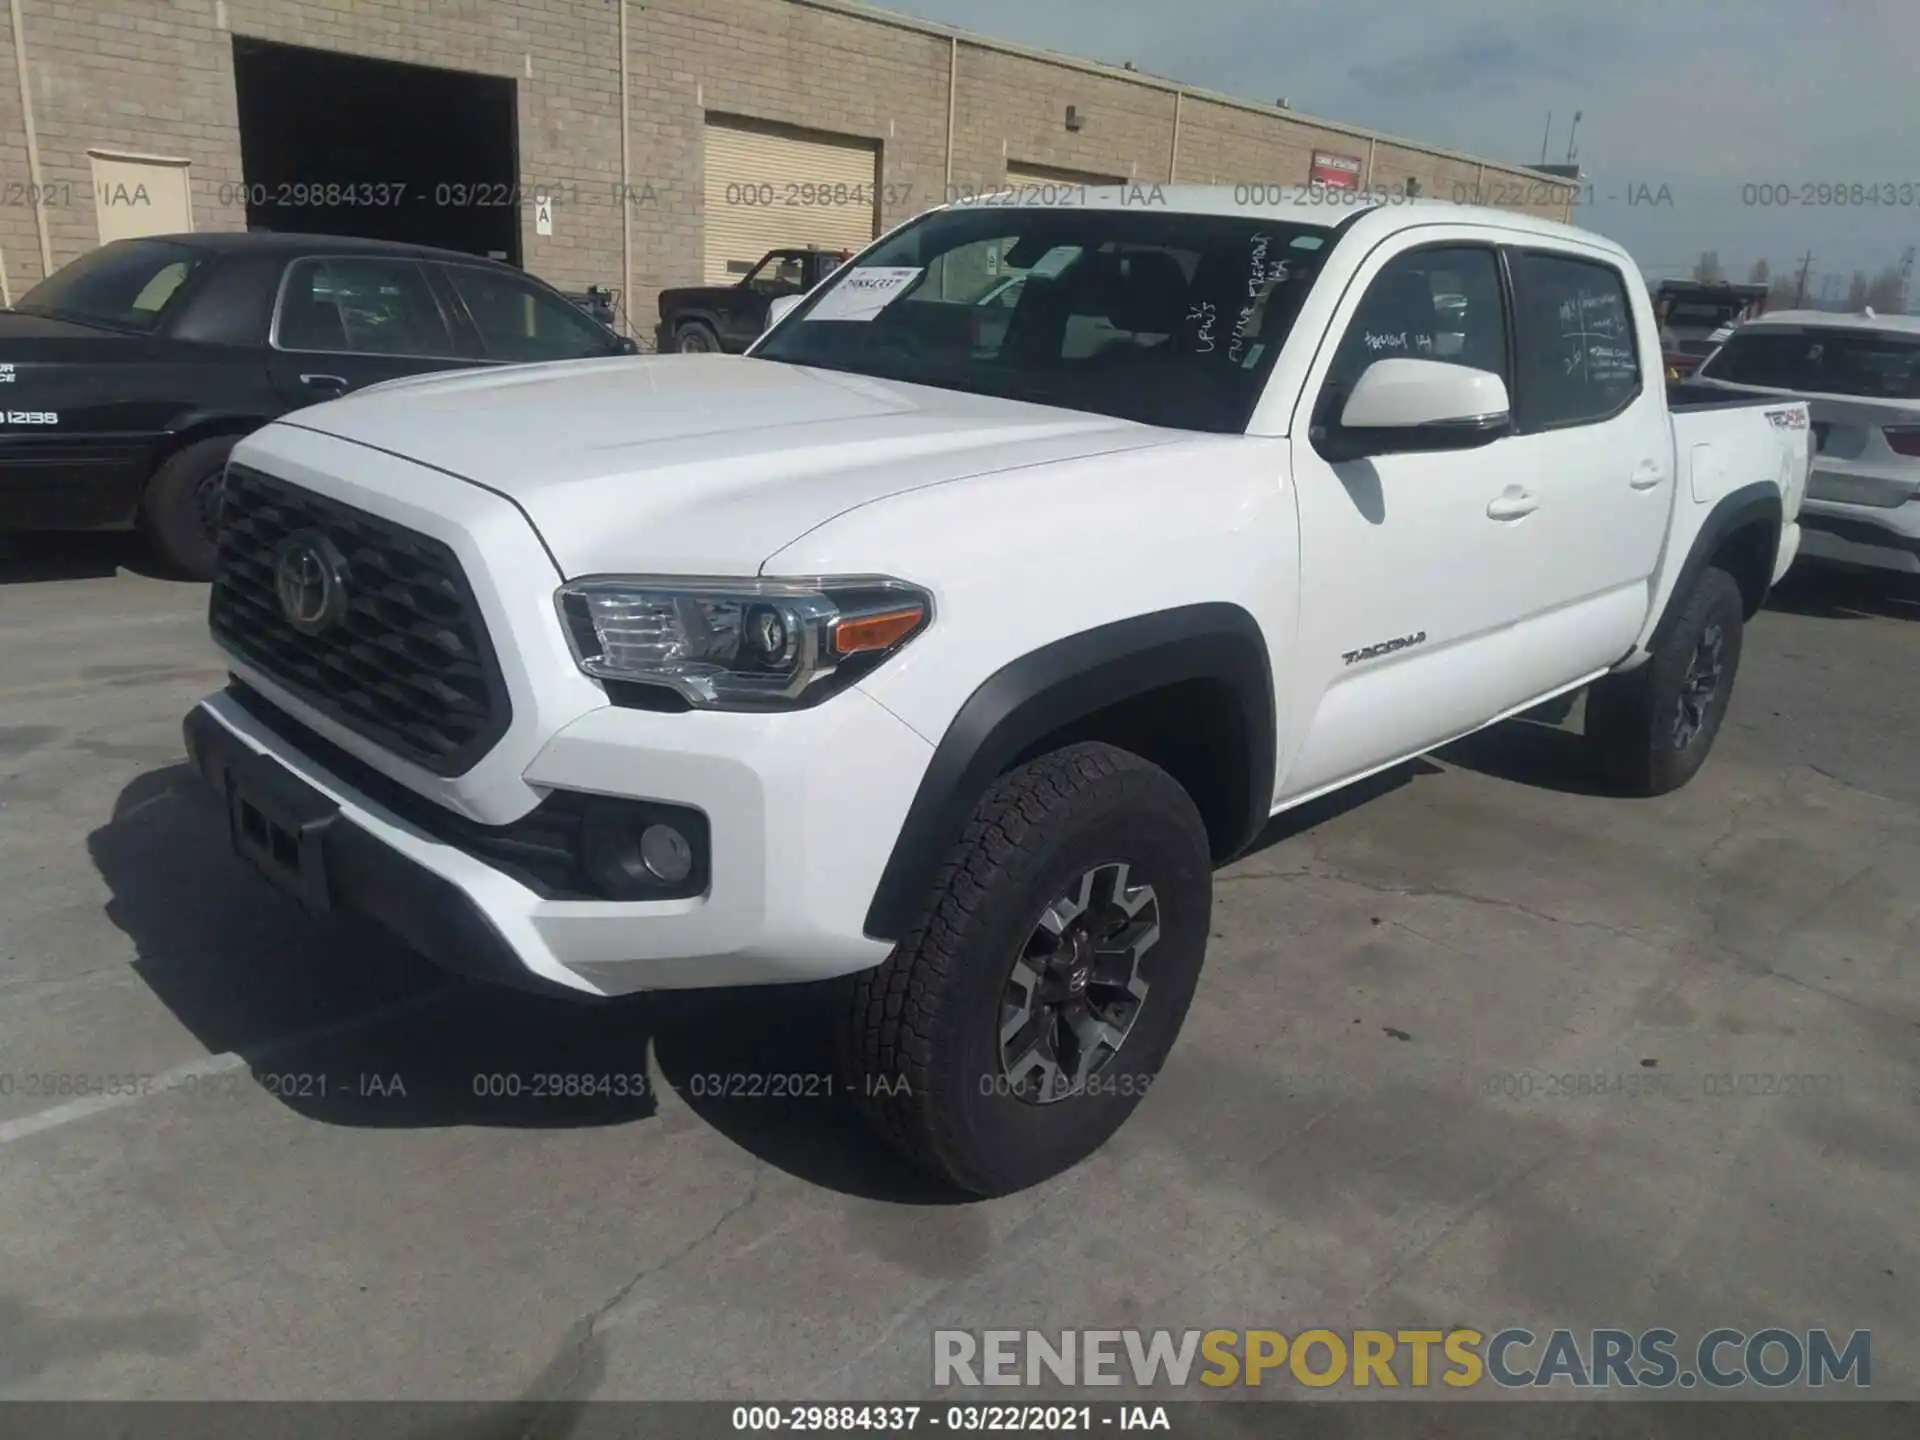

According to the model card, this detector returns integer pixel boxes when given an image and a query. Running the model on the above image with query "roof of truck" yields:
[942,182,1622,257]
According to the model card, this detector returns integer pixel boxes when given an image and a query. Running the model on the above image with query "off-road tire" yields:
[673,321,721,354]
[841,742,1213,1197]
[1585,565,1746,797]
[141,435,239,581]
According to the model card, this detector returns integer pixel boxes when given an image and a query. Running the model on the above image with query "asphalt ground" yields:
[0,534,1914,1413]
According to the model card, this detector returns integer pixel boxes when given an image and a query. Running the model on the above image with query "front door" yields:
[1279,238,1545,801]
[267,255,479,409]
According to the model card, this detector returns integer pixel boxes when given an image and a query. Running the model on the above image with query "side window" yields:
[1508,251,1640,429]
[1322,246,1507,404]
[443,266,620,363]
[276,258,455,357]
[745,253,807,294]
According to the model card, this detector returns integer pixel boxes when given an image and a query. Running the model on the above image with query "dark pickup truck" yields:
[655,246,848,354]
[0,231,635,579]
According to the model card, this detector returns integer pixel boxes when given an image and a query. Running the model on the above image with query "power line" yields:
[1793,251,1815,308]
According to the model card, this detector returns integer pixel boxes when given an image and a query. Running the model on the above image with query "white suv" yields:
[1693,308,1920,574]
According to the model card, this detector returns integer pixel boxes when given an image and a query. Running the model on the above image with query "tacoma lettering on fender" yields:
[183,188,1809,1196]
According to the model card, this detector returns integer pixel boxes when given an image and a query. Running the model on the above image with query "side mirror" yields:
[1327,358,1510,455]
[766,293,804,332]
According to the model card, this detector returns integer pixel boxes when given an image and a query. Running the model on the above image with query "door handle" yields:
[1486,487,1539,520]
[299,373,350,394]
[1629,462,1664,490]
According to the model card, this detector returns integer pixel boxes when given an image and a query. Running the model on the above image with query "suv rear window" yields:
[1699,327,1920,399]
[16,239,206,334]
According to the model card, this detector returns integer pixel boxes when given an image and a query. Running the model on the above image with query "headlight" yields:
[555,575,932,711]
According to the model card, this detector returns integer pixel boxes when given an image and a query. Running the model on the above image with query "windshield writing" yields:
[753,206,1336,433]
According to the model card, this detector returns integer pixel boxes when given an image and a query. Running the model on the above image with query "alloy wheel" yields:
[997,861,1160,1105]
[1672,621,1725,749]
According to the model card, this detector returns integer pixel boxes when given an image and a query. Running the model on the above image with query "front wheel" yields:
[841,742,1213,1196]
[673,321,721,354]
[1585,565,1746,797]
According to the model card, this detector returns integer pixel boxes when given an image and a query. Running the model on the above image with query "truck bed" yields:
[1667,379,1781,411]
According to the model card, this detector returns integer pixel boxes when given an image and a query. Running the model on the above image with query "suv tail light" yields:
[1883,426,1920,457]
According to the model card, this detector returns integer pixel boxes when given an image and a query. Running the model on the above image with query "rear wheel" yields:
[841,743,1213,1196]
[673,321,721,354]
[141,435,239,582]
[1586,565,1746,796]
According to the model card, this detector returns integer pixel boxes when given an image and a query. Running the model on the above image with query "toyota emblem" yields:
[272,531,349,634]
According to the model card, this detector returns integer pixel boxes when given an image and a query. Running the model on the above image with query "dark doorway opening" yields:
[231,37,520,265]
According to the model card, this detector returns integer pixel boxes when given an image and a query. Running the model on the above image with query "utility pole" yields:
[1538,112,1553,166]
[1793,251,1814,307]
[1899,246,1915,314]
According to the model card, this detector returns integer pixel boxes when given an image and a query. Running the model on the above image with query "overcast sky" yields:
[885,0,1917,299]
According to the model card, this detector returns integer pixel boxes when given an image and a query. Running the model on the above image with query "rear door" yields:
[1496,246,1672,673]
[267,255,478,408]
[434,262,628,364]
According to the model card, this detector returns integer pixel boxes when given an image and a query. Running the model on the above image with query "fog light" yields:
[639,823,693,884]
[578,801,708,900]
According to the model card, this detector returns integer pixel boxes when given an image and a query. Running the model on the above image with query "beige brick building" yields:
[0,0,1576,332]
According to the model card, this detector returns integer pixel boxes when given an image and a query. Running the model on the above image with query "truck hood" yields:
[277,354,1184,576]
[656,284,731,308]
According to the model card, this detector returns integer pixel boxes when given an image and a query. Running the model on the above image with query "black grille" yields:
[209,465,511,776]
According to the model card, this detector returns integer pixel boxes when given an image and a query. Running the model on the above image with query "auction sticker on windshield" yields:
[807,266,923,322]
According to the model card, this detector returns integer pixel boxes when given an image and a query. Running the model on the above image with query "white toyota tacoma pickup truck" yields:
[183,189,1809,1195]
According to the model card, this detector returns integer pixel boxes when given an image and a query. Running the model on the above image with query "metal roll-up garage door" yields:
[704,119,880,284]
[1004,162,1126,192]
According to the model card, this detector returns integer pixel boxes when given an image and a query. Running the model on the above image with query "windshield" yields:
[752,205,1337,433]
[16,239,206,333]
[1699,326,1920,400]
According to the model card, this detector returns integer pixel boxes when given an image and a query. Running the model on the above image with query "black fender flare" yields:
[665,308,723,336]
[1651,480,1782,650]
[862,602,1276,943]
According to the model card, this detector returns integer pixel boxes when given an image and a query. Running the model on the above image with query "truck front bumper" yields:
[182,683,931,999]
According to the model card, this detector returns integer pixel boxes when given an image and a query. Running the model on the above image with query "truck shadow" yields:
[1426,689,1623,798]
[86,764,962,1204]
[1765,563,1920,622]
[0,532,176,585]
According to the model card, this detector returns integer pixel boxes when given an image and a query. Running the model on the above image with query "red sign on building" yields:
[1309,151,1363,189]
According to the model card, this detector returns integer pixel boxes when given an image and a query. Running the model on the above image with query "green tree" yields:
[1693,250,1723,283]
[1747,258,1771,286]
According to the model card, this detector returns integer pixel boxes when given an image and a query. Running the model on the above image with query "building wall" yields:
[0,8,34,305]
[0,0,1578,325]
